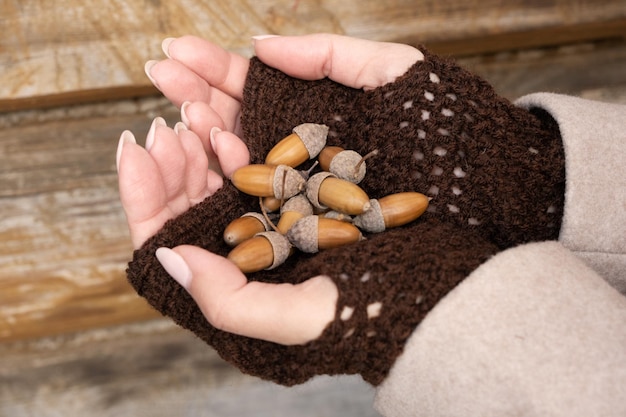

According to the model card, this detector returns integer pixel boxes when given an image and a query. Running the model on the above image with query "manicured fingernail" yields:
[116,130,136,172]
[144,60,160,90]
[180,101,191,127]
[145,117,166,151]
[156,247,192,290]
[174,122,187,135]
[209,126,222,153]
[252,34,280,41]
[161,37,176,58]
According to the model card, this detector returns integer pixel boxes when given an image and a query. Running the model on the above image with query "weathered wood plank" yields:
[0,109,179,342]
[462,39,626,101]
[1,39,625,343]
[1,0,625,111]
[0,320,381,417]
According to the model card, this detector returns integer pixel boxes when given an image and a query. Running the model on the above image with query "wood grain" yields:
[2,0,625,111]
[0,110,179,342]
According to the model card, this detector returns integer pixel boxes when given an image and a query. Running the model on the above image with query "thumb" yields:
[155,245,338,345]
[252,33,424,90]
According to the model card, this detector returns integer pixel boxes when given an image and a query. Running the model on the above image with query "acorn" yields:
[353,192,429,233]
[227,231,292,273]
[260,196,283,213]
[287,215,364,253]
[223,212,270,247]
[306,172,371,215]
[231,164,305,199]
[265,123,329,167]
[318,146,374,184]
[276,194,314,234]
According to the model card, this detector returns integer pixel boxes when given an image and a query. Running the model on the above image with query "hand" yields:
[124,33,565,386]
[121,34,424,344]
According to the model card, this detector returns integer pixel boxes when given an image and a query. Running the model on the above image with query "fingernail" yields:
[252,34,280,41]
[145,117,167,151]
[116,130,136,173]
[209,126,222,153]
[156,247,193,290]
[180,101,191,127]
[161,37,176,58]
[174,122,187,135]
[144,60,160,90]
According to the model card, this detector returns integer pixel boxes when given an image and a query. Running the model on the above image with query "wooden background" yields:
[2,0,625,111]
[1,0,625,415]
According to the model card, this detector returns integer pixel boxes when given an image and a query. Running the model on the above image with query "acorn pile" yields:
[224,123,429,274]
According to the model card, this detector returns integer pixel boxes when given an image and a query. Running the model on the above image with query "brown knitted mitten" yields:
[127,47,565,386]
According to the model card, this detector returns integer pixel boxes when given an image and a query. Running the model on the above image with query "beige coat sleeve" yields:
[374,94,626,417]
[516,93,626,293]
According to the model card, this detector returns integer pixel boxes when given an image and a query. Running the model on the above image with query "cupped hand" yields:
[120,34,423,346]
[122,33,564,386]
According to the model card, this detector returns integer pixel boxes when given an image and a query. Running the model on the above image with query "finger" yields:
[146,59,243,114]
[209,128,251,178]
[162,35,249,101]
[145,118,190,215]
[181,100,241,149]
[253,34,424,90]
[206,170,225,196]
[145,59,210,108]
[155,246,338,345]
[117,131,172,249]
[175,117,221,177]
[175,123,213,204]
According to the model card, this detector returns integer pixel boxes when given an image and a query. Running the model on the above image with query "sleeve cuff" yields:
[515,93,626,292]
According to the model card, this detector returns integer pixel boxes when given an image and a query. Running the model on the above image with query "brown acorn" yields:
[265,123,329,167]
[306,172,371,215]
[223,212,270,247]
[276,194,314,234]
[287,215,364,253]
[260,196,283,213]
[318,146,370,184]
[231,164,305,199]
[353,192,429,233]
[227,231,292,273]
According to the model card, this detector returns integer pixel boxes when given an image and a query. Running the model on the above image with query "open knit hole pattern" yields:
[333,270,425,342]
[369,60,564,245]
[338,273,387,340]
[390,72,489,228]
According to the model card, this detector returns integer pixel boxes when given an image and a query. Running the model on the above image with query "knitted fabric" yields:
[126,47,565,386]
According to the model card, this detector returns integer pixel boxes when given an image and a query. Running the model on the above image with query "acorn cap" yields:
[280,194,314,216]
[286,215,319,253]
[256,231,292,269]
[292,123,329,160]
[353,199,386,233]
[305,171,335,211]
[241,212,271,228]
[329,149,367,184]
[322,210,353,222]
[273,165,306,199]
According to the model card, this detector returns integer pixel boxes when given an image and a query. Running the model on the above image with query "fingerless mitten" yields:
[127,47,566,386]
